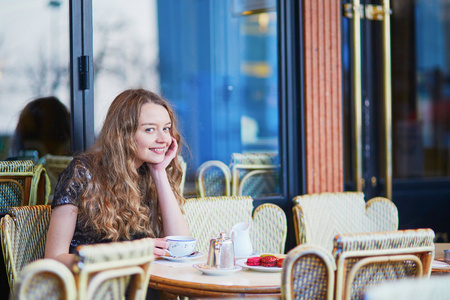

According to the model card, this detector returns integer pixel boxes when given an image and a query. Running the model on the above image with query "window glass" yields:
[92,0,280,198]
[0,0,70,161]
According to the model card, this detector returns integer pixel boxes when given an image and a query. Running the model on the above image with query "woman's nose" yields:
[156,131,170,143]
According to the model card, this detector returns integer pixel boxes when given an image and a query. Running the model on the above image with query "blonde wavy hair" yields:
[77,89,185,241]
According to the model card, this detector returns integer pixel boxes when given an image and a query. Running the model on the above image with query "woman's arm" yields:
[148,137,190,236]
[45,205,78,269]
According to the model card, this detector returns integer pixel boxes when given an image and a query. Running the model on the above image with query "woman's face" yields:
[134,102,172,167]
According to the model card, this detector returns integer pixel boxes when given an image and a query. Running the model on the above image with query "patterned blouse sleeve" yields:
[51,157,90,208]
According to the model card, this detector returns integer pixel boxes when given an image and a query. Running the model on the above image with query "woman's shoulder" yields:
[51,154,93,208]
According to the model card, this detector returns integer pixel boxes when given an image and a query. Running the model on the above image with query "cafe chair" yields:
[1,205,52,291]
[333,228,435,300]
[363,276,450,300]
[251,203,287,254]
[12,238,155,300]
[292,192,398,252]
[195,160,231,197]
[183,196,253,253]
[238,169,279,197]
[12,259,77,300]
[229,152,279,198]
[73,238,155,300]
[0,160,51,213]
[281,244,336,300]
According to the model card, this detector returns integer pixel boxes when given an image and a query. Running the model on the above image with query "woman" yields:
[45,89,190,268]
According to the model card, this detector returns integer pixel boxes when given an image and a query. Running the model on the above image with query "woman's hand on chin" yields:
[147,137,178,173]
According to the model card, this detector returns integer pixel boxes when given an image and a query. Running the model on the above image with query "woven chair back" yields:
[74,238,155,300]
[282,244,336,300]
[333,228,435,300]
[13,259,77,300]
[292,192,398,252]
[0,160,51,212]
[196,160,231,197]
[229,152,279,197]
[0,205,52,290]
[183,196,253,253]
[251,203,287,254]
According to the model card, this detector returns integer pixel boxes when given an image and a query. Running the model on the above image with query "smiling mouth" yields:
[150,148,165,154]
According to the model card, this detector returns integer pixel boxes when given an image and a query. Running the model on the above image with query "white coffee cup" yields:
[166,236,196,257]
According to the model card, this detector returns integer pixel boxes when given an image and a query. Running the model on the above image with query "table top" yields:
[432,243,450,275]
[149,255,281,298]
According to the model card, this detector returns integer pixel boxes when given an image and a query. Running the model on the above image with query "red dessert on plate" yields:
[260,255,277,267]
[246,256,261,266]
[277,258,284,268]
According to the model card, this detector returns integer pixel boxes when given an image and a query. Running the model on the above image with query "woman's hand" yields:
[152,237,169,257]
[147,137,178,173]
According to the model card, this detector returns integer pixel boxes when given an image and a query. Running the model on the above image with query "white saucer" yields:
[193,263,242,276]
[236,259,282,272]
[161,251,203,262]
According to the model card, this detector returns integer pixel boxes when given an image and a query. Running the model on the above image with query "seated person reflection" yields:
[9,96,71,160]
[45,89,190,268]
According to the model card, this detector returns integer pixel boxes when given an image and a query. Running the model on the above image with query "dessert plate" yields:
[193,263,242,276]
[236,258,282,272]
[161,251,203,262]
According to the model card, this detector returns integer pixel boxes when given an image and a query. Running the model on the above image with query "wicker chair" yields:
[183,196,253,253]
[195,160,231,197]
[292,192,399,252]
[0,160,51,212]
[184,196,287,254]
[229,152,279,198]
[281,244,336,300]
[12,238,155,300]
[251,203,287,254]
[12,259,77,300]
[2,205,155,299]
[73,238,155,300]
[333,229,435,300]
[281,229,435,300]
[0,205,52,291]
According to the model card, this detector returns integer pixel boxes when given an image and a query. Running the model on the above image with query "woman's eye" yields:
[163,127,171,132]
[145,128,155,133]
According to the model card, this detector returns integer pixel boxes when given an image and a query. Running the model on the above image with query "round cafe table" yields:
[432,243,450,276]
[148,256,281,298]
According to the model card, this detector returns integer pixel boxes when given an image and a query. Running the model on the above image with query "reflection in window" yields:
[91,0,280,198]
[0,0,70,161]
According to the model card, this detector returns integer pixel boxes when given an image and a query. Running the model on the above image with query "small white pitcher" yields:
[230,222,253,257]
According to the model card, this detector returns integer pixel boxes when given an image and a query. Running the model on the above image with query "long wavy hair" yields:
[77,89,185,241]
